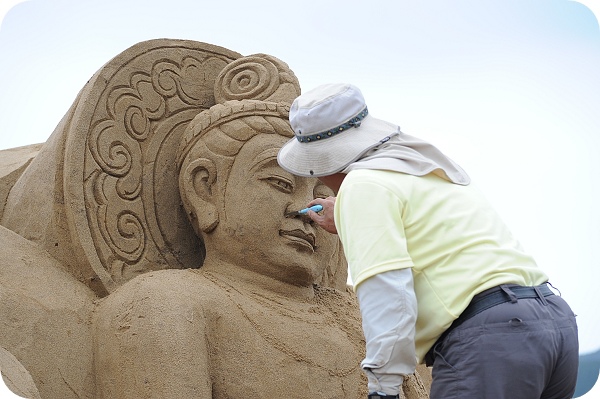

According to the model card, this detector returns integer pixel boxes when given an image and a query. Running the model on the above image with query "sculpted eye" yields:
[265,177,293,193]
[314,184,334,199]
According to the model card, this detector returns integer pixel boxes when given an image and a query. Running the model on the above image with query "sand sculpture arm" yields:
[0,226,96,399]
[94,270,213,398]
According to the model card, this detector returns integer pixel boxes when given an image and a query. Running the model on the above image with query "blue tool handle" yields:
[298,204,323,214]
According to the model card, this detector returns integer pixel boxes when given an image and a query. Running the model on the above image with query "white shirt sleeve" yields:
[355,268,418,395]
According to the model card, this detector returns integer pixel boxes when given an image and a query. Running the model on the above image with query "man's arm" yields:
[333,175,418,396]
[356,269,418,395]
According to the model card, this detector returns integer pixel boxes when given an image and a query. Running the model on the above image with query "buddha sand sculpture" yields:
[0,39,431,398]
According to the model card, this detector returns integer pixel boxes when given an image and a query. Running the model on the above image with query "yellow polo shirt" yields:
[334,169,548,363]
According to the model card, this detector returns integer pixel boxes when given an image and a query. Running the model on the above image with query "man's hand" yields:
[306,196,337,234]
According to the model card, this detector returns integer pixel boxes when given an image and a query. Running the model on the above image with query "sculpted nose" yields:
[283,205,315,225]
[299,213,315,226]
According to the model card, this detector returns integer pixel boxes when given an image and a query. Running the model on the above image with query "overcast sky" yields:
[0,0,599,365]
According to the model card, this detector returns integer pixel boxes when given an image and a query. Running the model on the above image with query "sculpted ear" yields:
[180,158,219,233]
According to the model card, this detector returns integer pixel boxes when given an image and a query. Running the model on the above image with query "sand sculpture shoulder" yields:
[95,267,367,398]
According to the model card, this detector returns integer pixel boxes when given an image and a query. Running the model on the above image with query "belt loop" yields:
[547,281,562,296]
[500,285,518,303]
[534,285,549,305]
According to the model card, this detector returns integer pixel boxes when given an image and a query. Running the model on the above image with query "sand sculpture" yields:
[0,39,431,398]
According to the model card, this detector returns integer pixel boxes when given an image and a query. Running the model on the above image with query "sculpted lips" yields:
[279,229,316,252]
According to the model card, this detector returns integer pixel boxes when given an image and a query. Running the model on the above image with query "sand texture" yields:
[0,39,431,398]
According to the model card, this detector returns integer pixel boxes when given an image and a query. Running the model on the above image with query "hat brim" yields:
[277,115,399,177]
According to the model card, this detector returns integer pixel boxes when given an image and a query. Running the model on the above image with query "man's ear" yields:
[180,158,219,233]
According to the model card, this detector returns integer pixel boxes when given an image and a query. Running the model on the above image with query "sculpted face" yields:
[211,133,336,285]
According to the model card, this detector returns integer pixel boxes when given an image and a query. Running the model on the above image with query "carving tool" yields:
[285,204,323,218]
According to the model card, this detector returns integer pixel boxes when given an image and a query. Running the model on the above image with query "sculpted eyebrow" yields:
[249,148,279,174]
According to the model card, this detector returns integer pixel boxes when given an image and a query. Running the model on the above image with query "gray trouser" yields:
[429,285,579,399]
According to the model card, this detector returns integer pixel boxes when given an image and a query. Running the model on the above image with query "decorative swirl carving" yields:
[153,56,229,106]
[89,73,165,202]
[214,56,280,103]
[91,170,146,274]
[90,120,133,177]
[89,119,143,201]
[106,74,167,142]
[114,211,145,261]
[214,54,300,105]
[152,62,181,98]
[87,52,235,283]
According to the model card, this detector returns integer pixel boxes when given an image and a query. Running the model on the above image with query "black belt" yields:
[425,283,554,366]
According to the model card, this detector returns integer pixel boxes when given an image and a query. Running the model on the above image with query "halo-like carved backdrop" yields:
[63,39,240,294]
[62,40,301,295]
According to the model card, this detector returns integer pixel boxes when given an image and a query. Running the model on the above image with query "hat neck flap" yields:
[341,132,471,185]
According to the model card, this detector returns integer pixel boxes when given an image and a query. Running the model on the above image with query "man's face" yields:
[212,133,337,286]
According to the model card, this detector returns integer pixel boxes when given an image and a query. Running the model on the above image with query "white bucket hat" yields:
[277,83,399,177]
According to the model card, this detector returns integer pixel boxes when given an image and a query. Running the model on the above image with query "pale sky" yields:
[0,0,599,371]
